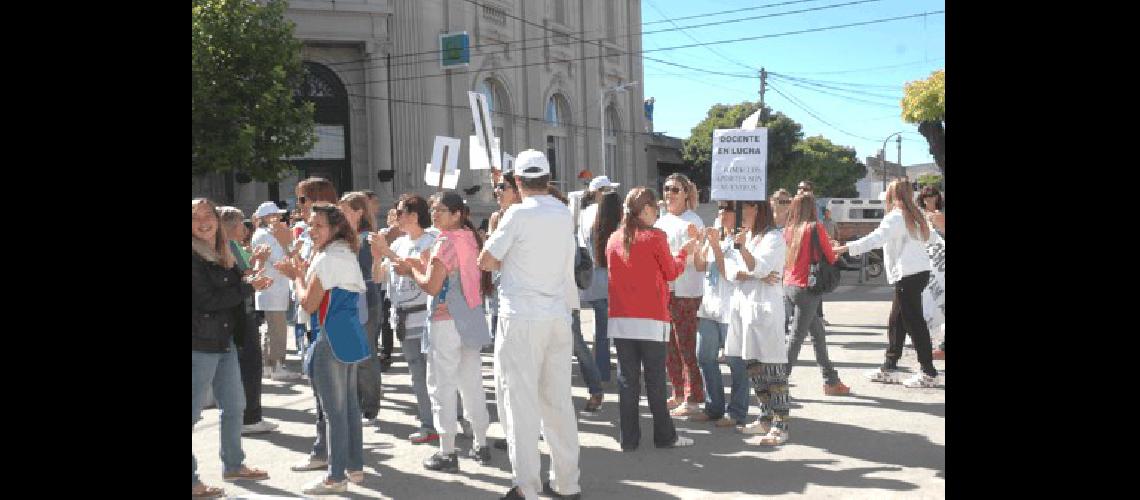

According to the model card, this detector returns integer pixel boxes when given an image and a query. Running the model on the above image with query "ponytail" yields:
[458,203,494,297]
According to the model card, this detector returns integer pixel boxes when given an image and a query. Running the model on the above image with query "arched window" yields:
[545,93,572,183]
[475,77,513,154]
[605,104,622,182]
[280,62,351,202]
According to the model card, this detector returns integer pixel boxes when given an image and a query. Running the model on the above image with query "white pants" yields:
[426,319,490,453]
[494,316,581,499]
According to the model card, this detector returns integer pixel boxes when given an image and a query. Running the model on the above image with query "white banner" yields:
[467,92,501,171]
[424,136,461,189]
[468,135,502,171]
[921,233,946,333]
[711,128,767,201]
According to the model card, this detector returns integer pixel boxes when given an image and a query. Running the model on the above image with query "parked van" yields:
[824,198,886,243]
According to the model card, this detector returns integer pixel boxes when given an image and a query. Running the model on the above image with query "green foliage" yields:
[917,173,943,188]
[192,0,315,181]
[682,102,865,197]
[901,69,945,124]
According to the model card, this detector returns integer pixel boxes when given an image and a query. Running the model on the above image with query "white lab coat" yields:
[726,229,788,363]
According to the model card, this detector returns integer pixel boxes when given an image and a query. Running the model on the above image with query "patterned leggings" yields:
[666,295,704,404]
[748,361,790,431]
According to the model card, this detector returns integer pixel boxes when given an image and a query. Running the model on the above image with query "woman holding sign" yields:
[834,180,940,388]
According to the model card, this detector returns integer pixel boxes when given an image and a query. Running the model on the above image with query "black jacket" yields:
[192,250,254,352]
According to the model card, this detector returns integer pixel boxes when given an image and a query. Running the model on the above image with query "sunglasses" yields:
[298,196,307,204]
[717,204,734,211]
[776,199,791,205]
[494,183,511,191]
[663,186,685,194]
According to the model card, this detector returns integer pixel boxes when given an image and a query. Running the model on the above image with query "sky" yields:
[639,0,945,167]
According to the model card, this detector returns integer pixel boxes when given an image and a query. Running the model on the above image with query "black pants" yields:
[236,309,263,425]
[379,293,394,360]
[614,338,677,449]
[885,271,937,377]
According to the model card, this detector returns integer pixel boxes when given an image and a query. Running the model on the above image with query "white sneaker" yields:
[302,478,348,494]
[741,419,772,435]
[271,363,302,381]
[290,457,328,472]
[241,420,278,435]
[667,436,695,448]
[865,369,901,384]
[903,373,939,388]
[746,428,788,446]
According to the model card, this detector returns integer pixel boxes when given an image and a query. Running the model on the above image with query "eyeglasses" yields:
[494,183,510,191]
[776,199,791,205]
[663,185,685,194]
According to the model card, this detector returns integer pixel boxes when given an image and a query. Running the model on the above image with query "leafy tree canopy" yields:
[901,69,945,174]
[192,0,315,181]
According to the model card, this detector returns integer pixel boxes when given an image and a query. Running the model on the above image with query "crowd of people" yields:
[192,149,946,499]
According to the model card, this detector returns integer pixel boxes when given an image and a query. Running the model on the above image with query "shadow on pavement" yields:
[791,416,945,472]
[795,393,946,419]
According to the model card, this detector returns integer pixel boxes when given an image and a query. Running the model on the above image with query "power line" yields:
[768,72,902,90]
[768,82,879,141]
[642,0,827,26]
[779,57,944,76]
[769,76,899,108]
[645,0,759,72]
[769,73,900,101]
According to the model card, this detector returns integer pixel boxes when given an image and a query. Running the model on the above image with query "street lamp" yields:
[880,132,903,193]
[601,81,638,179]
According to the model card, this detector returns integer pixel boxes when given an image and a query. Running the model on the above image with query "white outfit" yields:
[576,203,608,303]
[251,228,290,311]
[727,229,787,363]
[484,194,580,499]
[383,231,438,339]
[306,241,366,293]
[426,319,489,453]
[653,210,705,297]
[697,237,739,324]
[846,208,933,284]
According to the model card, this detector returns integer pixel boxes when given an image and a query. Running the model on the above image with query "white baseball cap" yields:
[253,201,286,218]
[588,175,619,191]
[514,149,551,178]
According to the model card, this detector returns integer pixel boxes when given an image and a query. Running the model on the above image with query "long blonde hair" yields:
[192,198,235,268]
[886,179,930,241]
[784,193,819,271]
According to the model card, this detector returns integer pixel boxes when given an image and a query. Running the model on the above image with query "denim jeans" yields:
[402,334,434,431]
[310,339,364,482]
[192,342,246,486]
[587,299,610,382]
[695,319,749,422]
[785,286,841,385]
[357,310,383,416]
[570,309,604,396]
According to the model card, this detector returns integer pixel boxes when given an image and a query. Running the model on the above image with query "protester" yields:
[218,207,281,436]
[370,194,440,444]
[251,202,302,381]
[691,201,750,429]
[479,149,582,500]
[729,201,793,445]
[337,192,384,424]
[377,207,405,370]
[783,193,851,396]
[488,172,521,342]
[192,198,271,498]
[653,173,706,417]
[606,186,698,452]
[275,203,370,494]
[916,185,945,359]
[795,181,832,327]
[835,180,940,388]
[405,191,494,472]
[574,185,622,412]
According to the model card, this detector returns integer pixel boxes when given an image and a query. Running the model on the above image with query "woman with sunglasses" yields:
[275,203,371,494]
[404,192,495,472]
[916,185,946,359]
[488,172,521,341]
[691,201,751,430]
[783,193,851,396]
[192,198,273,498]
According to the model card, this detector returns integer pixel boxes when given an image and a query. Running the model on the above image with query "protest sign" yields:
[922,233,946,332]
[710,128,767,201]
[468,135,502,171]
[424,136,461,190]
[467,92,500,171]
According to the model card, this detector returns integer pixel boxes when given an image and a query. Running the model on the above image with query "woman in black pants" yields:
[834,180,939,388]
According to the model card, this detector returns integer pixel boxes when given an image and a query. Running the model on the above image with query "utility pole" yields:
[759,67,767,120]
[896,135,903,184]
[736,67,768,244]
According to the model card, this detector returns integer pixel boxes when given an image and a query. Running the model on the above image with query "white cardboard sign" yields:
[424,136,461,190]
[467,92,501,171]
[468,135,502,171]
[710,128,768,201]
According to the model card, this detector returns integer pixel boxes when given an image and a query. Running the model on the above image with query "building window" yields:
[606,1,616,41]
[553,0,566,25]
[476,77,513,152]
[545,93,572,183]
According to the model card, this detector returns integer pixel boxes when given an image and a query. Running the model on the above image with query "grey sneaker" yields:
[423,451,459,473]
[302,478,347,494]
[290,457,328,472]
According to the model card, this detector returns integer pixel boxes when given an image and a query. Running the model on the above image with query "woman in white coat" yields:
[834,179,939,388]
[726,200,790,446]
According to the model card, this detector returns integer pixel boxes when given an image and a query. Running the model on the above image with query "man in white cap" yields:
[250,201,302,382]
[480,149,581,500]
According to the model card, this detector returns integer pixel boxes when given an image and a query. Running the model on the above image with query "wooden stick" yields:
[437,146,450,192]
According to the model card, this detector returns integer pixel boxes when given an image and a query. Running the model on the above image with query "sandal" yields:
[192,483,225,498]
[582,393,603,413]
[223,465,270,482]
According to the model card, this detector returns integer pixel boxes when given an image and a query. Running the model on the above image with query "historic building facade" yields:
[194,0,649,219]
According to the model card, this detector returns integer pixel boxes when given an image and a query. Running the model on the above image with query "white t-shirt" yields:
[251,227,290,311]
[485,195,579,320]
[653,210,705,297]
[697,237,740,323]
[386,230,438,333]
[306,240,367,293]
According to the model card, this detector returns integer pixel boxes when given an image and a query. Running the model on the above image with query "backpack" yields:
[807,223,841,294]
[574,245,594,290]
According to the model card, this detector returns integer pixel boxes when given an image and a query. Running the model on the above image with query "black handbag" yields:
[807,223,841,294]
[574,245,594,290]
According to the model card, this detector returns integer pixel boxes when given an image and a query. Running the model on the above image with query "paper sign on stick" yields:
[710,128,768,201]
[467,92,500,171]
[424,136,461,190]
[468,135,501,171]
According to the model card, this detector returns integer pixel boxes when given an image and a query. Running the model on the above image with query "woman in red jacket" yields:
[606,187,699,451]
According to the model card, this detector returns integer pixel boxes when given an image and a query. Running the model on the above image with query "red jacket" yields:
[784,222,838,288]
[606,227,687,322]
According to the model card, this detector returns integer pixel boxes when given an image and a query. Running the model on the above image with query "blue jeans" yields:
[192,343,246,486]
[571,309,604,396]
[587,299,610,382]
[310,339,364,482]
[695,319,749,422]
[402,334,434,431]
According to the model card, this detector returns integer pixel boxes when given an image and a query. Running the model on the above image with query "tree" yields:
[779,136,867,198]
[917,173,943,188]
[902,69,945,175]
[192,0,315,181]
[682,102,803,194]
